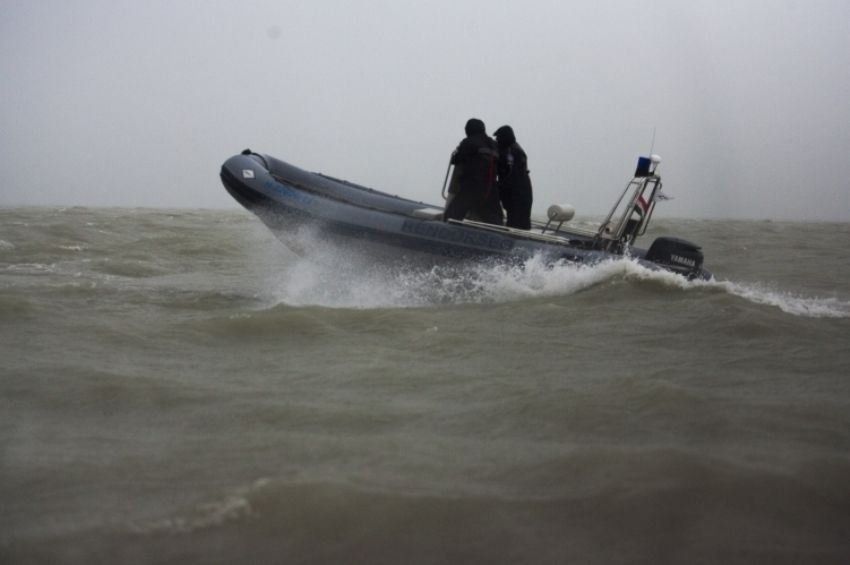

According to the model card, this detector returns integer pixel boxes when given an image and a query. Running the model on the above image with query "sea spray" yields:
[264,249,637,309]
[257,240,850,319]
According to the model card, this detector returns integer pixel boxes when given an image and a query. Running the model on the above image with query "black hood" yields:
[465,118,486,137]
[493,125,516,146]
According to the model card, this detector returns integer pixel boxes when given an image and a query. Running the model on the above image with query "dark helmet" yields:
[464,118,486,137]
[493,125,516,146]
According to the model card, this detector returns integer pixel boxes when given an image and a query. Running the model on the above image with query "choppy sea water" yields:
[1,207,849,565]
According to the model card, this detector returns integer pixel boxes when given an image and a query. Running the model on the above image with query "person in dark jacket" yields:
[443,118,503,225]
[493,125,533,229]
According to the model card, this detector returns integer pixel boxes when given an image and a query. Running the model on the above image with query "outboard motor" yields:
[645,237,704,275]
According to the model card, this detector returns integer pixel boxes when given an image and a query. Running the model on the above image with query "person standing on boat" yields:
[443,118,503,225]
[494,125,533,230]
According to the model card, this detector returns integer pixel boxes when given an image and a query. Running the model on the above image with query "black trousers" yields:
[502,188,532,230]
[443,189,503,225]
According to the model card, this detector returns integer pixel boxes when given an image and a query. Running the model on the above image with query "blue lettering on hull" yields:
[401,220,514,252]
[263,180,315,206]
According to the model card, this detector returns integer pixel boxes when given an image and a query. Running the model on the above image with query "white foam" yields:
[251,230,850,318]
[263,247,660,309]
[714,280,850,319]
[604,259,850,319]
[130,478,270,535]
[5,263,55,274]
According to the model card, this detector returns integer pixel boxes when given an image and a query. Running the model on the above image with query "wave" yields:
[130,479,265,535]
[714,280,850,318]
[256,245,850,318]
[613,262,850,319]
[267,253,621,309]
[255,228,693,309]
[18,458,850,565]
[127,448,850,540]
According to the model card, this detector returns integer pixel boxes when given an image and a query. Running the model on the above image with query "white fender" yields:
[546,204,575,223]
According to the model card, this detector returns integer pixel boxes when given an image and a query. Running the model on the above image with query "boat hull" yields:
[220,151,711,279]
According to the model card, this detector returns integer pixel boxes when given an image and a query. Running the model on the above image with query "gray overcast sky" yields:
[2,0,849,220]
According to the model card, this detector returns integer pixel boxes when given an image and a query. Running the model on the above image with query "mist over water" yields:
[4,2,850,223]
[2,208,850,565]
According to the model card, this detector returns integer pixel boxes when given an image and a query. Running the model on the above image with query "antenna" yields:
[648,127,657,156]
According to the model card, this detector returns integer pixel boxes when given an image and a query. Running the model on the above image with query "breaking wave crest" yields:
[254,242,850,318]
[713,280,850,318]
[609,260,850,318]
[130,479,270,535]
[262,249,648,309]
